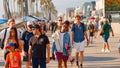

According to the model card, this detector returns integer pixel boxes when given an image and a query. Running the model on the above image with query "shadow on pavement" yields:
[101,66,120,68]
[0,61,5,66]
[84,56,117,61]
[85,66,120,68]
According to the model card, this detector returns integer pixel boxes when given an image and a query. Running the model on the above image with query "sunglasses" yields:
[28,25,32,28]
[32,28,36,30]
[58,20,62,21]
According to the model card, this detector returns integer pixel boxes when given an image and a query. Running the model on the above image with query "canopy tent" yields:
[22,15,45,22]
[0,19,8,24]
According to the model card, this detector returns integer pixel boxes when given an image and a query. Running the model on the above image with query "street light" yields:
[87,5,91,17]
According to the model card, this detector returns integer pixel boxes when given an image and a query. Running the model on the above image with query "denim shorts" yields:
[118,43,120,48]
[103,37,109,42]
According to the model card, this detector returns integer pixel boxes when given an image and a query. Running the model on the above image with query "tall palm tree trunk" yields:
[3,0,8,18]
[7,0,12,19]
[29,0,34,15]
[24,0,28,16]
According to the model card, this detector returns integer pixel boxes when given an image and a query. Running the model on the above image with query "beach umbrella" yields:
[22,15,41,22]
[0,19,8,24]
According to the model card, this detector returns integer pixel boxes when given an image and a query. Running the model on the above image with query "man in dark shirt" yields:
[21,21,34,68]
[28,24,50,68]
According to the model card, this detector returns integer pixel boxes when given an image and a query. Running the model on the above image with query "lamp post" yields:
[87,5,91,17]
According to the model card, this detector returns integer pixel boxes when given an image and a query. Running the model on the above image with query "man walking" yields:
[28,24,50,68]
[21,21,34,68]
[71,15,89,68]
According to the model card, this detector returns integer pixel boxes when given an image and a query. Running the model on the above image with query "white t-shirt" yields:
[0,28,22,40]
[60,32,65,52]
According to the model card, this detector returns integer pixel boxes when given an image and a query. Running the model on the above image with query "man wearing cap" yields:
[28,24,50,68]
[21,21,34,68]
[5,42,21,68]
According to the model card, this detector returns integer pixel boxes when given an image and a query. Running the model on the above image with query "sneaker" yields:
[76,61,79,67]
[105,49,110,52]
[101,49,105,52]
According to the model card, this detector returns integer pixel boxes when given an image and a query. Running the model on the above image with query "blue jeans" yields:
[32,57,46,68]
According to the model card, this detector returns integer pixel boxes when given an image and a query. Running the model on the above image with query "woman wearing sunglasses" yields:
[52,21,71,68]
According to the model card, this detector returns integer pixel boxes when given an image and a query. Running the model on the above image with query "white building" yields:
[65,8,75,21]
[96,0,105,17]
[74,6,82,16]
[82,2,92,16]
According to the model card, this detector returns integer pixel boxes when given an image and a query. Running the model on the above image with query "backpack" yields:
[73,23,85,33]
[88,24,95,32]
[21,31,28,41]
[0,28,7,49]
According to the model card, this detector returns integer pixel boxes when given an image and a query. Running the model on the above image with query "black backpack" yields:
[0,28,7,49]
[72,23,86,33]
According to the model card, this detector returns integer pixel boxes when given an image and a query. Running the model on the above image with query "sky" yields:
[0,0,95,18]
[52,0,96,13]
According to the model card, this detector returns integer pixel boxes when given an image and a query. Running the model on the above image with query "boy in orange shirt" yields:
[5,42,21,68]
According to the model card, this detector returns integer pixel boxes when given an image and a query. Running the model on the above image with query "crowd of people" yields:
[0,14,117,68]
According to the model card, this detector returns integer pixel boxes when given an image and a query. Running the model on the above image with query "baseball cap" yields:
[5,42,15,49]
[31,24,40,29]
[27,21,32,25]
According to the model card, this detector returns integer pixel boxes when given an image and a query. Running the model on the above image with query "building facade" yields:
[65,8,75,21]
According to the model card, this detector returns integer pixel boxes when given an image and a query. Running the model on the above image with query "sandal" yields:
[70,58,75,66]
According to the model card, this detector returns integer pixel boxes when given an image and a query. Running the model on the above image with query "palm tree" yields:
[7,0,12,18]
[24,0,28,16]
[16,0,25,17]
[16,0,22,17]
[3,0,8,18]
[3,0,12,19]
[29,0,35,15]
[39,0,57,20]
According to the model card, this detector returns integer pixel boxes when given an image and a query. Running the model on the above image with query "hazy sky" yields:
[52,0,95,13]
[0,0,95,18]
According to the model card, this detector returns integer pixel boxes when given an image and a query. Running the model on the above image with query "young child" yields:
[5,42,21,68]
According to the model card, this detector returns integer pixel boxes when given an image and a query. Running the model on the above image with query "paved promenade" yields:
[0,31,120,68]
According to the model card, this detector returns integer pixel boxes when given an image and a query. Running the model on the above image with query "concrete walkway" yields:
[0,31,120,68]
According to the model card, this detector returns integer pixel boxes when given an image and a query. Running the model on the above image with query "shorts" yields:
[23,53,29,62]
[74,41,85,52]
[103,37,109,42]
[118,43,120,48]
[56,52,68,61]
